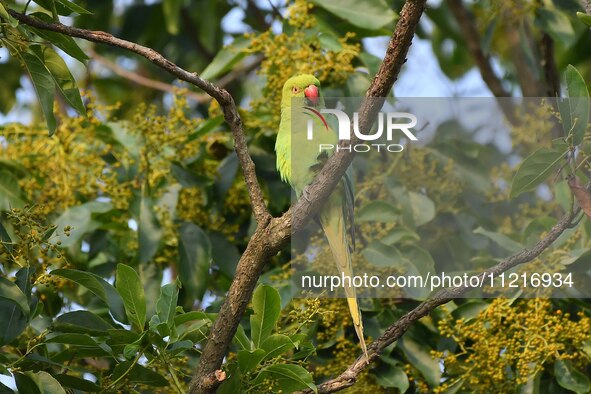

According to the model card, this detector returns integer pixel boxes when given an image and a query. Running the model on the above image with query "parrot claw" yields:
[301,186,313,202]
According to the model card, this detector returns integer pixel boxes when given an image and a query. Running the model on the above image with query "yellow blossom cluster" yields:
[245,0,360,132]
[0,206,70,283]
[435,298,591,392]
[314,336,377,393]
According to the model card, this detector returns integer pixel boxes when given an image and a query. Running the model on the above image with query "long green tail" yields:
[320,199,368,362]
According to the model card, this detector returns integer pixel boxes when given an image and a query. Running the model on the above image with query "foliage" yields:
[1,0,591,393]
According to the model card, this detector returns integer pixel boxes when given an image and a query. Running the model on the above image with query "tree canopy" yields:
[1,0,591,393]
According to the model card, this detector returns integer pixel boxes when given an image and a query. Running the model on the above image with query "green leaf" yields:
[399,337,441,386]
[362,240,404,267]
[178,222,211,301]
[156,283,178,328]
[234,325,251,350]
[52,311,113,335]
[167,339,193,357]
[509,147,565,199]
[52,201,113,246]
[380,226,420,245]
[0,3,10,21]
[237,348,266,373]
[139,262,162,320]
[209,231,241,278]
[20,49,57,134]
[554,359,591,393]
[178,319,210,343]
[577,11,591,27]
[112,361,168,386]
[535,8,575,46]
[261,334,295,361]
[0,220,12,254]
[451,301,489,321]
[0,298,28,345]
[14,372,41,394]
[311,0,395,30]
[255,364,317,393]
[408,191,436,226]
[28,45,85,115]
[163,0,182,34]
[559,65,589,145]
[28,13,88,63]
[54,0,92,14]
[15,371,67,394]
[187,115,225,142]
[174,310,216,325]
[362,241,427,297]
[35,0,92,15]
[0,380,14,394]
[201,37,250,80]
[0,171,25,210]
[250,284,281,348]
[0,277,30,316]
[51,269,127,323]
[215,152,239,199]
[171,162,211,187]
[54,374,101,393]
[138,196,163,264]
[374,365,409,391]
[45,333,99,346]
[357,201,399,222]
[217,364,241,394]
[0,3,17,27]
[116,264,146,333]
[474,227,523,253]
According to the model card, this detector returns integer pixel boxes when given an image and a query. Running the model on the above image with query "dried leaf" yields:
[567,175,591,219]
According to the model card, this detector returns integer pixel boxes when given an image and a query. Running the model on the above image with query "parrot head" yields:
[281,74,321,108]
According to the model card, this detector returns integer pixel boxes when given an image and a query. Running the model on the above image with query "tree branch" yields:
[290,0,427,233]
[88,49,210,103]
[446,0,522,125]
[6,8,271,225]
[303,207,579,393]
[8,2,428,393]
[446,0,510,98]
[192,0,427,392]
[540,32,560,98]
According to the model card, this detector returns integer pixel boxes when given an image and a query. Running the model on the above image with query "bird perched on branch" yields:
[275,74,368,361]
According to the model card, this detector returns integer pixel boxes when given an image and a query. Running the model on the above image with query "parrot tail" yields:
[321,214,369,364]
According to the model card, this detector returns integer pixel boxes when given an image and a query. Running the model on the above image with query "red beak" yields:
[304,84,319,105]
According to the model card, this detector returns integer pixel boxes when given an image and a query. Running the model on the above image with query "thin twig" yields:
[299,207,579,393]
[89,49,210,103]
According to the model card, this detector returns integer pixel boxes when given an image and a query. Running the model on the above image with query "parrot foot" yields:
[301,186,313,203]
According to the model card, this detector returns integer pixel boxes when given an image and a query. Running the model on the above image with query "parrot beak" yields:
[304,84,319,105]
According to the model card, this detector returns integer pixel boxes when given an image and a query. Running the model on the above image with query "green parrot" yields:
[276,74,368,360]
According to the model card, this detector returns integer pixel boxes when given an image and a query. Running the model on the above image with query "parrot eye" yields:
[291,86,300,94]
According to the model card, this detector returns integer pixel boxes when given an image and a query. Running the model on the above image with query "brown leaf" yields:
[567,175,591,219]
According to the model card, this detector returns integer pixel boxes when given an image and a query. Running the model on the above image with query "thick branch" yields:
[192,0,427,392]
[306,208,579,393]
[291,0,427,233]
[8,3,427,393]
[7,9,271,225]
